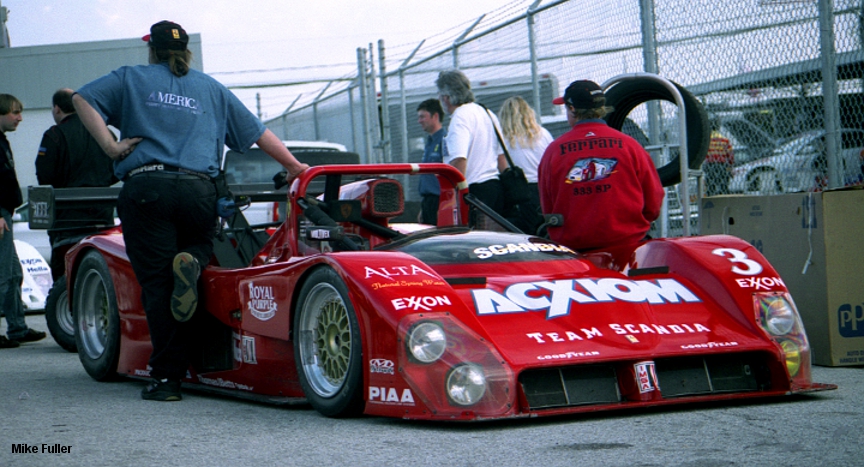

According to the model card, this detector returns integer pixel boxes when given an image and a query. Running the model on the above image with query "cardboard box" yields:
[700,189,864,366]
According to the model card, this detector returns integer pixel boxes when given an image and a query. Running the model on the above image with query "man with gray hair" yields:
[435,70,504,216]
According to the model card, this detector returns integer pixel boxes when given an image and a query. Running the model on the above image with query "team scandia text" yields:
[558,137,624,155]
[12,444,72,454]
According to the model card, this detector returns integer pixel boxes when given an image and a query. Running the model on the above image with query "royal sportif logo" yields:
[566,158,617,183]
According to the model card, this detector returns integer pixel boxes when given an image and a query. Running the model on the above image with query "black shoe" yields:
[141,379,182,401]
[13,329,47,343]
[171,252,200,322]
[0,336,21,348]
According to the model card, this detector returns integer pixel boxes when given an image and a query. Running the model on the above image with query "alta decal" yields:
[247,283,277,321]
[474,278,700,319]
[364,265,437,281]
[392,295,451,311]
[635,361,659,393]
[369,359,395,375]
[473,243,575,259]
[369,387,415,405]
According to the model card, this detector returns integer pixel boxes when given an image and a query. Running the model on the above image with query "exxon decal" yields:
[472,278,700,319]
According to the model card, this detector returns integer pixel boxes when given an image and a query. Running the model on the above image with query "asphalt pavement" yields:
[1,314,863,467]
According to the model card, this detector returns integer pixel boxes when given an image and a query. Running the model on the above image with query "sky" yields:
[1,0,525,116]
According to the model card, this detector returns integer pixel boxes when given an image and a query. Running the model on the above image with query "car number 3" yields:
[711,248,764,276]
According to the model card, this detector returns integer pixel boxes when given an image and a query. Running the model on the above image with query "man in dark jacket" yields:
[0,93,47,348]
[36,89,118,279]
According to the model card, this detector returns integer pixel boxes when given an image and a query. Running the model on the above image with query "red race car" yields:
[61,163,834,420]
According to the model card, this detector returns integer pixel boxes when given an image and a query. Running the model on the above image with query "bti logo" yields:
[838,304,864,337]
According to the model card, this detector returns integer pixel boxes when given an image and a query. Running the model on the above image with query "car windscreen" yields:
[383,229,579,264]
[224,148,360,184]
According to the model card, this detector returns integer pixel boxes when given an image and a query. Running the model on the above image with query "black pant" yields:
[420,194,440,225]
[504,183,543,235]
[704,162,731,196]
[468,178,505,214]
[117,173,217,380]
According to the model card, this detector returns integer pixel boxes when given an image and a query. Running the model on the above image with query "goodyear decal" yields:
[473,278,700,319]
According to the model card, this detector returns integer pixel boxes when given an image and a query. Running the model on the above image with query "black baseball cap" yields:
[552,80,605,109]
[142,21,188,51]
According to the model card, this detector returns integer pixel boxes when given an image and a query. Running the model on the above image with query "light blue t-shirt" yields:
[78,63,265,179]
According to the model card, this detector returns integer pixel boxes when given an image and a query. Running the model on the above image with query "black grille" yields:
[655,353,769,398]
[520,365,621,409]
[519,353,772,411]
[372,181,403,216]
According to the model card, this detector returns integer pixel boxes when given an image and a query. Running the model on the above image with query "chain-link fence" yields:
[261,0,864,236]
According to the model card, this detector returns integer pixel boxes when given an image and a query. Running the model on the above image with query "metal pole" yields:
[639,0,662,148]
[527,1,543,118]
[356,47,373,164]
[348,84,358,153]
[311,82,332,142]
[367,43,380,163]
[399,40,425,165]
[452,15,485,69]
[256,93,262,120]
[819,0,842,189]
[378,40,392,163]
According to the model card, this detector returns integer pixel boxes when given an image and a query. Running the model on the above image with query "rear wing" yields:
[27,183,288,230]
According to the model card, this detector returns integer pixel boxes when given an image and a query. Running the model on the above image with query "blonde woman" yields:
[497,96,553,234]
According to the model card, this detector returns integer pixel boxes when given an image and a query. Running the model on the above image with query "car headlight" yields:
[758,295,796,335]
[407,322,446,363]
[780,340,801,377]
[446,364,487,406]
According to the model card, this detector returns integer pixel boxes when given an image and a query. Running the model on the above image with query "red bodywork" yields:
[65,163,835,420]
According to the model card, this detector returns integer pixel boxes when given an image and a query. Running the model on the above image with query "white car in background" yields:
[10,211,52,312]
[224,140,359,225]
[729,129,864,194]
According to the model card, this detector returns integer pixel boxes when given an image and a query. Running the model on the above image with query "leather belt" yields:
[125,163,212,181]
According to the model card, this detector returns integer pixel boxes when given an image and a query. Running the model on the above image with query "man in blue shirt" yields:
[73,21,308,401]
[416,99,446,225]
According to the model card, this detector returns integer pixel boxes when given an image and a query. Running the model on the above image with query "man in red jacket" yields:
[538,80,664,251]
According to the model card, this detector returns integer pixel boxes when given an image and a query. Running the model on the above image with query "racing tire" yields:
[603,77,710,187]
[74,251,121,382]
[294,267,365,418]
[45,276,77,352]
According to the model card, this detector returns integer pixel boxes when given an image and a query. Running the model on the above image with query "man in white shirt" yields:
[435,70,505,216]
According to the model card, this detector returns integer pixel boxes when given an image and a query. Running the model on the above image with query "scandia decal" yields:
[473,278,701,319]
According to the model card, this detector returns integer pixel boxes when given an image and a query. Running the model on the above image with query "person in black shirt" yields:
[36,88,118,279]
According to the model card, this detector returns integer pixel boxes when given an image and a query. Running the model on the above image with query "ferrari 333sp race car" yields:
[48,163,834,420]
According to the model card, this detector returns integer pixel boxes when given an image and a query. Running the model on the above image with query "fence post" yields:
[452,15,485,69]
[527,1,543,118]
[819,0,842,189]
[312,82,332,142]
[399,40,426,164]
[357,47,373,163]
[378,40,392,163]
